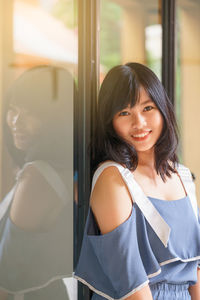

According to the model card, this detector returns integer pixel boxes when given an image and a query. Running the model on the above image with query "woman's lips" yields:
[131,130,152,141]
[13,132,27,137]
[12,131,29,142]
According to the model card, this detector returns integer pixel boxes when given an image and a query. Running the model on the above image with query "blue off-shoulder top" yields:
[74,161,200,300]
[0,160,73,299]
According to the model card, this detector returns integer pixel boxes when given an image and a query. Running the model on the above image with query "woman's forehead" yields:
[127,98,154,107]
[10,93,30,106]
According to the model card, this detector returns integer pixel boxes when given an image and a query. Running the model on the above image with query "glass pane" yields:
[100,0,162,82]
[175,0,200,203]
[0,0,77,299]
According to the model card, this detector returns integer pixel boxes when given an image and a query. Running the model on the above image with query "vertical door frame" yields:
[76,0,99,299]
[162,0,176,104]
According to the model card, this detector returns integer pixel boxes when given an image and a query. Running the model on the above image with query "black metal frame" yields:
[162,0,176,104]
[76,1,99,300]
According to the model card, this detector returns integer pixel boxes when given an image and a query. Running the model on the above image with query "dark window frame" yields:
[76,1,99,300]
[162,0,176,104]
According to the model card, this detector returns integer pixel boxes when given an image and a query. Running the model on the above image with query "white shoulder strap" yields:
[91,161,124,193]
[92,161,171,248]
[0,186,16,221]
[176,163,198,220]
[18,160,69,205]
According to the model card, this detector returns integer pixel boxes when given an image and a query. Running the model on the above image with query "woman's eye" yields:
[119,111,129,116]
[144,106,154,112]
[8,106,17,113]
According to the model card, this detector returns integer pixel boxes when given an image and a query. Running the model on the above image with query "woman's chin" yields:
[13,138,30,151]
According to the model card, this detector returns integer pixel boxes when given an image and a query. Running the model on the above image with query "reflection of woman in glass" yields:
[75,63,200,300]
[0,66,74,299]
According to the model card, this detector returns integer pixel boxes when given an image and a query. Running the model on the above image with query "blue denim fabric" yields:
[150,282,191,300]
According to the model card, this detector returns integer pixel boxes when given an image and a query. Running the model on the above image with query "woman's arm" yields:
[0,290,8,300]
[189,268,200,300]
[10,164,64,231]
[90,166,133,234]
[125,286,153,300]
[90,166,153,300]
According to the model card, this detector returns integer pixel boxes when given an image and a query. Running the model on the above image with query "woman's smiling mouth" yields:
[131,130,152,141]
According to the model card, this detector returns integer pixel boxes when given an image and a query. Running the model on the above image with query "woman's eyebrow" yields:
[121,105,131,109]
[140,99,154,105]
[9,103,17,108]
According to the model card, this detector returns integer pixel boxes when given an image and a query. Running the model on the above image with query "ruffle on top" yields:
[0,161,73,294]
[74,161,200,300]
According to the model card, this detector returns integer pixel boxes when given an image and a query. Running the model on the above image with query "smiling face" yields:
[112,86,163,156]
[6,104,42,151]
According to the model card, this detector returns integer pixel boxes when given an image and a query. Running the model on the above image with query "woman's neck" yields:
[137,149,155,168]
[136,149,158,180]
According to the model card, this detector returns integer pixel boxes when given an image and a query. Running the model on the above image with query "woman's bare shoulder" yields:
[90,166,133,234]
[10,163,64,231]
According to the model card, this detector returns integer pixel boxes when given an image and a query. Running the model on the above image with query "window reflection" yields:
[13,0,78,70]
[0,0,77,299]
[1,66,74,299]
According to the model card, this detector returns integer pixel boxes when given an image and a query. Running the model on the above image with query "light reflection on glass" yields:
[0,0,77,299]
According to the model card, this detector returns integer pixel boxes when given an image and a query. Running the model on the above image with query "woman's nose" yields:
[12,112,24,127]
[132,113,146,129]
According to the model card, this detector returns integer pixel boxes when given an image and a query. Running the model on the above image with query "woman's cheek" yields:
[26,116,42,136]
[112,119,121,136]
[6,112,14,129]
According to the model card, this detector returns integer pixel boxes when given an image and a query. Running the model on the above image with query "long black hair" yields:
[92,62,179,181]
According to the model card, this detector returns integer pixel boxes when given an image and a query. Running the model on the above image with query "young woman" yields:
[75,63,200,300]
[0,66,74,300]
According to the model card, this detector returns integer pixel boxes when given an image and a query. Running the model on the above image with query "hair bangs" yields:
[109,69,140,119]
